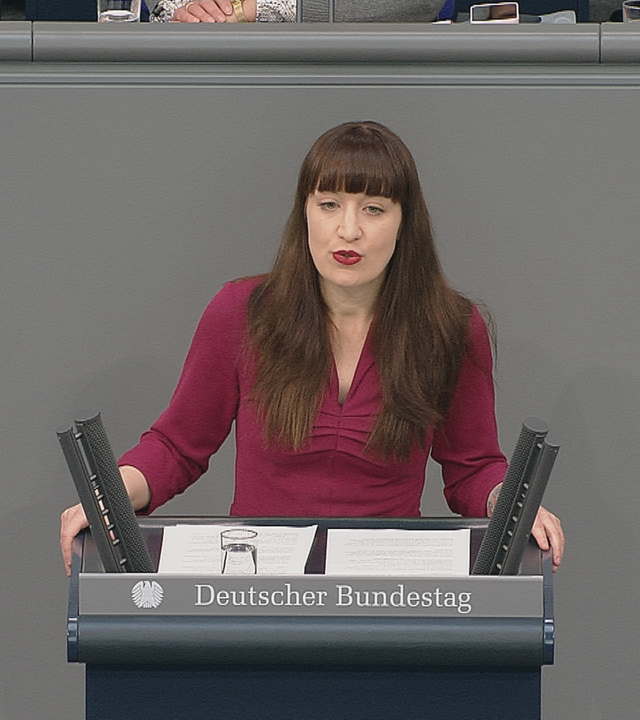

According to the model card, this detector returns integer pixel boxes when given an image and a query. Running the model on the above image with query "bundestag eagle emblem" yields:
[131,580,164,609]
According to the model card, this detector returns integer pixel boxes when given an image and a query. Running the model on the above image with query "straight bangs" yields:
[250,120,474,460]
[299,123,410,202]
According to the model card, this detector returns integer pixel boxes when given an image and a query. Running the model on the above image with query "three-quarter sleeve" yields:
[118,281,252,512]
[431,308,507,518]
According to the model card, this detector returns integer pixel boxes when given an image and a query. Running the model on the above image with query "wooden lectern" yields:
[68,517,554,720]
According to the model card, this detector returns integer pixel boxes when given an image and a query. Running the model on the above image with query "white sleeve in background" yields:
[256,0,296,21]
[149,0,189,21]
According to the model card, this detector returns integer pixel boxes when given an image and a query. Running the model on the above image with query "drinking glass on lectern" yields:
[623,0,640,20]
[221,529,258,575]
[98,0,141,21]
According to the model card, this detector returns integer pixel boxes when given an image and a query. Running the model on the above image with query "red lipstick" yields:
[333,250,362,266]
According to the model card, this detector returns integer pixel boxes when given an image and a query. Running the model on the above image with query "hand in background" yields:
[173,0,256,22]
[173,0,231,22]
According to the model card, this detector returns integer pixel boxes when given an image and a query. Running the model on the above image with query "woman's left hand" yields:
[530,506,565,572]
[487,484,565,572]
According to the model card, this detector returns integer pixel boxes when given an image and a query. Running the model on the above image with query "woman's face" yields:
[305,189,402,301]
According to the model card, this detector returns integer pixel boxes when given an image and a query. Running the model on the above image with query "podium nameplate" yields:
[79,573,543,618]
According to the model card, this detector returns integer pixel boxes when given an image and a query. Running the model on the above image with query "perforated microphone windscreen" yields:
[58,424,125,572]
[58,412,154,573]
[472,418,552,575]
[499,438,559,574]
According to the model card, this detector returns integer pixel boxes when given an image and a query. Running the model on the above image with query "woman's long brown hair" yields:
[246,121,474,461]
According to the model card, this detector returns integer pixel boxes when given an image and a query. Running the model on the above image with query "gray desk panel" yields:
[0,22,32,62]
[600,22,640,62]
[5,62,640,88]
[30,23,600,64]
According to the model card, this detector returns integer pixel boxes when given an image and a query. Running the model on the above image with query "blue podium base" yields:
[86,665,541,720]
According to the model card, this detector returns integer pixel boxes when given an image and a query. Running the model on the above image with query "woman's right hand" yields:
[60,465,151,577]
[60,503,89,577]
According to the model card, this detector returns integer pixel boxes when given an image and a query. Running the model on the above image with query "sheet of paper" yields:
[158,524,318,575]
[325,528,471,576]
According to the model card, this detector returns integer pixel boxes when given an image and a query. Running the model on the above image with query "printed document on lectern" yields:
[158,524,318,575]
[325,529,471,576]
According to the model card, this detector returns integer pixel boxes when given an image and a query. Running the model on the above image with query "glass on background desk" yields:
[69,516,554,720]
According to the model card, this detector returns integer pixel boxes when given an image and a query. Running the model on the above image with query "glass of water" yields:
[98,0,141,22]
[623,0,640,20]
[221,528,258,575]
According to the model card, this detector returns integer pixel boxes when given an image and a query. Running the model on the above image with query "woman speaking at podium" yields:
[60,121,564,575]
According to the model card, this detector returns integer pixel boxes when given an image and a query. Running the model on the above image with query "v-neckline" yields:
[332,330,375,408]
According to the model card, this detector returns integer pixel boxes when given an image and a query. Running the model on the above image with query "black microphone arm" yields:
[57,412,154,573]
[472,418,560,575]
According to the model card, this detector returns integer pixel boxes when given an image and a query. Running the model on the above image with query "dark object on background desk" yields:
[25,0,96,20]
[470,1,520,22]
[25,0,148,20]
[58,412,154,573]
[472,417,559,575]
[457,0,588,21]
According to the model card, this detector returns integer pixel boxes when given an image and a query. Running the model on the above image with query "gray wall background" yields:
[0,65,639,718]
